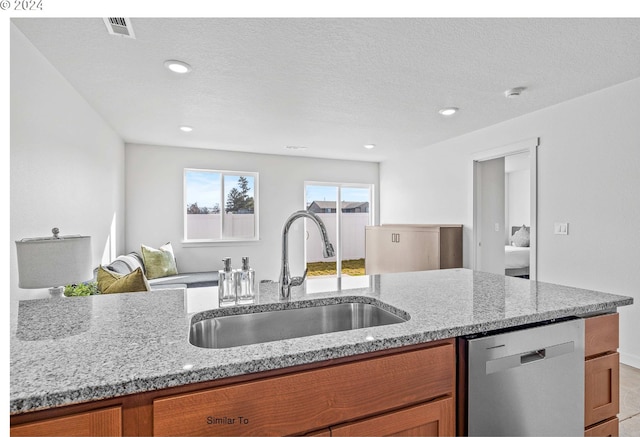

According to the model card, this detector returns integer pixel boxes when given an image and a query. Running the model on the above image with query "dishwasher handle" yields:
[485,341,574,375]
[520,349,546,364]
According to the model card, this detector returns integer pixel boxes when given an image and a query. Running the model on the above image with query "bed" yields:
[505,226,530,278]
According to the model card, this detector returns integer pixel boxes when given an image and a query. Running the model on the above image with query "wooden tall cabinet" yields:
[365,225,462,275]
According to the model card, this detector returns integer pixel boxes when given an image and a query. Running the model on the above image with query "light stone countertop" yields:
[10,269,633,415]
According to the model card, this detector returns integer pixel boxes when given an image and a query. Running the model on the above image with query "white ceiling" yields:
[11,17,640,162]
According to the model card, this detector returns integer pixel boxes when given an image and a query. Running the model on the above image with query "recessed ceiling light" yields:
[164,60,192,74]
[438,107,459,116]
[504,87,527,98]
[285,145,307,150]
[363,144,376,149]
[179,126,193,132]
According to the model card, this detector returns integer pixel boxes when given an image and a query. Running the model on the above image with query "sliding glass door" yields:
[304,183,372,278]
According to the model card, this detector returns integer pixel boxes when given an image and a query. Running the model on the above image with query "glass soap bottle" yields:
[237,256,255,304]
[218,257,236,307]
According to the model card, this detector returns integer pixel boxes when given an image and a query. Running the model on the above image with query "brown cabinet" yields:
[584,313,620,436]
[10,406,121,437]
[585,417,619,437]
[153,341,455,436]
[365,225,462,275]
[331,397,455,437]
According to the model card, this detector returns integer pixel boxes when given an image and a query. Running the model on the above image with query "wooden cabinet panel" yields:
[331,397,455,437]
[304,429,331,436]
[585,352,620,428]
[365,225,462,275]
[10,406,121,437]
[365,227,438,274]
[585,313,619,358]
[585,417,618,437]
[153,342,455,436]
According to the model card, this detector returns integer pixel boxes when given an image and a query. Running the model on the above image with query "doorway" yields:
[472,138,538,279]
[304,182,373,278]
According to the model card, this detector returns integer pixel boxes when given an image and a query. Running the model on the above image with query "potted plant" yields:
[64,282,99,297]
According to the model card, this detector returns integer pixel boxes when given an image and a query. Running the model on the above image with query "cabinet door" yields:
[331,397,454,437]
[585,352,620,428]
[10,406,122,437]
[365,227,439,274]
[401,230,440,272]
[153,343,454,436]
[304,429,331,436]
[365,227,396,274]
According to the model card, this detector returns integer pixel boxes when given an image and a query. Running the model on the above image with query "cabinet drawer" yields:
[153,342,455,436]
[585,352,620,428]
[585,417,618,437]
[10,406,122,437]
[331,396,455,437]
[585,313,619,358]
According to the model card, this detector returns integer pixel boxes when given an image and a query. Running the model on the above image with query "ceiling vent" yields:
[103,17,136,39]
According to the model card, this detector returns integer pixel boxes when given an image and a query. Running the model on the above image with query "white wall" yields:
[10,23,125,302]
[125,143,379,282]
[380,77,640,367]
[506,169,530,237]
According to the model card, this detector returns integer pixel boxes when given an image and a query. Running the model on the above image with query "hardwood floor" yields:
[620,363,640,436]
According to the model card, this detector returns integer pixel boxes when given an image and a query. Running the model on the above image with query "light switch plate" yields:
[554,222,569,235]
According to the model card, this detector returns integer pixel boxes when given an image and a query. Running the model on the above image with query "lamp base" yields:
[49,286,65,298]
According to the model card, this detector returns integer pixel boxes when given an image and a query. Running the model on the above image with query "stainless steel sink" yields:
[189,302,408,349]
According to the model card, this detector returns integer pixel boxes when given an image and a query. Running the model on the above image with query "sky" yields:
[185,171,255,210]
[306,185,371,204]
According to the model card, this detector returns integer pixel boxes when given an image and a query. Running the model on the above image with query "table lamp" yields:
[15,227,93,298]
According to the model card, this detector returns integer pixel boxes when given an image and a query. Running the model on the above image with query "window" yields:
[304,182,373,278]
[184,169,258,242]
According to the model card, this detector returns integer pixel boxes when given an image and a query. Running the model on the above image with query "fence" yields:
[186,214,255,240]
[306,213,369,262]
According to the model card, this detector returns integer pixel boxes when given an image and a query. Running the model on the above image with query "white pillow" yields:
[511,226,530,247]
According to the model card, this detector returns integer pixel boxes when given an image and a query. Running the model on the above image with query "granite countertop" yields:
[10,269,633,415]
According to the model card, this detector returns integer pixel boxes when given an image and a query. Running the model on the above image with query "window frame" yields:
[183,168,259,243]
[303,181,374,278]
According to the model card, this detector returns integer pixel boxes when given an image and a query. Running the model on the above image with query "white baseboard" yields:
[620,351,640,369]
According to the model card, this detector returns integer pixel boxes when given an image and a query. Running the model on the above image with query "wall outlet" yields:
[554,222,569,235]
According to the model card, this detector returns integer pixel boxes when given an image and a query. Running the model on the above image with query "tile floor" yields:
[620,363,640,436]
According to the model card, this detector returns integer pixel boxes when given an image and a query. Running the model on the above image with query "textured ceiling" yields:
[11,17,640,162]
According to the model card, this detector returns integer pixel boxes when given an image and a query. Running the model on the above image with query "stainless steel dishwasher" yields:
[462,318,584,436]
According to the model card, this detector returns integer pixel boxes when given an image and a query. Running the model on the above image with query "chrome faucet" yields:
[279,210,335,300]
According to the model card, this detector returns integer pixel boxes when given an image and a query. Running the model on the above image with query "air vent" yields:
[103,17,136,39]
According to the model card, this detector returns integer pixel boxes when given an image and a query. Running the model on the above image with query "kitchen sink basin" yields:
[189,302,408,349]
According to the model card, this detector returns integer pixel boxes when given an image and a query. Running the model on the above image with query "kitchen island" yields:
[10,269,633,435]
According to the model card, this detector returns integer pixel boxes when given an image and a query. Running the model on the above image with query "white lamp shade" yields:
[15,236,93,288]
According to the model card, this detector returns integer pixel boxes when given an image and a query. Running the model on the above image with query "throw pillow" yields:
[140,242,178,279]
[97,266,150,294]
[511,225,530,247]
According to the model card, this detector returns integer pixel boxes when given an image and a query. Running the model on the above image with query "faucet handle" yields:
[290,268,308,287]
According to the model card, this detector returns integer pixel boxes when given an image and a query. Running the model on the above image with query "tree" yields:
[187,202,219,214]
[187,202,203,214]
[225,177,254,213]
[238,176,250,197]
[225,188,243,213]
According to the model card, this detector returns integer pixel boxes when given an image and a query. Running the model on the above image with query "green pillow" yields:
[141,242,178,279]
[97,266,150,294]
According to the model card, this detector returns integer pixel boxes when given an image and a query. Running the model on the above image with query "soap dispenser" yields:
[237,256,255,304]
[218,257,236,307]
